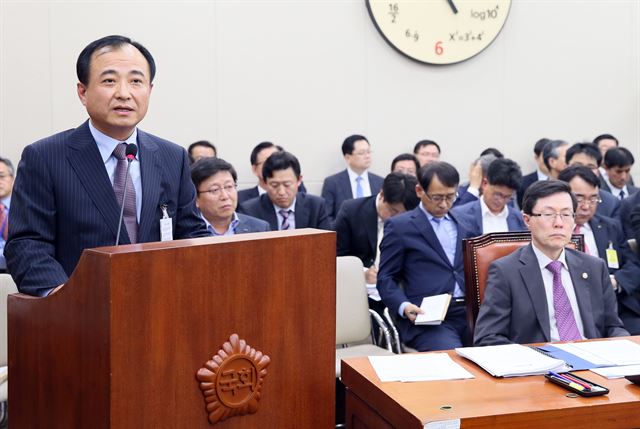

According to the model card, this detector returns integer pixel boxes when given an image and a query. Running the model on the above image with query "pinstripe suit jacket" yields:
[5,121,209,296]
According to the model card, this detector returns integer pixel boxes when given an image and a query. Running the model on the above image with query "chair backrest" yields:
[0,273,18,366]
[336,256,371,345]
[463,231,584,333]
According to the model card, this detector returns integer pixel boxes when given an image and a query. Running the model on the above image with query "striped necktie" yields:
[113,143,138,243]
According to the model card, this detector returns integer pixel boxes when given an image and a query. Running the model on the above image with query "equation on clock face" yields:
[367,0,511,65]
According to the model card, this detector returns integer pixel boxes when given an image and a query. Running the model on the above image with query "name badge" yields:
[606,241,619,269]
[160,204,173,242]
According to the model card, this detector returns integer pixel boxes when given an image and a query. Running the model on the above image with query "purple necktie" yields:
[546,260,581,341]
[279,209,292,230]
[113,143,138,243]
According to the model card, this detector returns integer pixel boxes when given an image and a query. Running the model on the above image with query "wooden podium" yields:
[8,229,336,428]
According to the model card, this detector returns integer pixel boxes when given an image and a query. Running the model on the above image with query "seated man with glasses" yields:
[377,162,474,351]
[558,166,640,335]
[452,158,526,236]
[474,180,628,346]
[191,157,269,235]
[240,151,331,231]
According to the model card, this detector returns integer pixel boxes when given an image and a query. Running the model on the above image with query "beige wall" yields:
[1,1,638,194]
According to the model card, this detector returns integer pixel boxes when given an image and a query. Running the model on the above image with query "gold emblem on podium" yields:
[196,333,271,424]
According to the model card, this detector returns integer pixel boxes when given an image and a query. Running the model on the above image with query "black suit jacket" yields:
[516,171,539,208]
[240,192,331,231]
[5,121,209,296]
[335,196,378,267]
[321,169,383,222]
[619,191,640,239]
[596,188,621,219]
[590,214,640,328]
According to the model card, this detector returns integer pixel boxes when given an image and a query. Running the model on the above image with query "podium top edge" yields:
[87,228,335,255]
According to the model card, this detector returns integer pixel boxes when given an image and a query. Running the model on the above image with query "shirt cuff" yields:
[467,187,480,198]
[399,301,410,318]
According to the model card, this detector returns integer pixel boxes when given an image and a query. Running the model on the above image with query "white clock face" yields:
[367,0,511,65]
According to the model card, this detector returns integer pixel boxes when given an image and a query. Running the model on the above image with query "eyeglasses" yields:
[198,184,237,198]
[490,191,514,202]
[529,212,575,222]
[574,195,601,206]
[425,192,458,204]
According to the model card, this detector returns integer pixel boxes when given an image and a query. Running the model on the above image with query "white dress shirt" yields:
[480,195,509,233]
[531,243,586,342]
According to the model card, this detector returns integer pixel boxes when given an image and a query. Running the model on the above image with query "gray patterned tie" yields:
[113,143,138,243]
[279,209,292,230]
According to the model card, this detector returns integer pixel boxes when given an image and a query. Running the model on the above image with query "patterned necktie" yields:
[279,209,292,230]
[619,189,625,200]
[0,203,7,241]
[573,224,590,255]
[546,261,581,341]
[113,143,138,243]
[356,176,364,198]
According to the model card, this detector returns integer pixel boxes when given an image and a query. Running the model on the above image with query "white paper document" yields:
[415,293,451,325]
[368,353,474,382]
[590,364,640,379]
[553,339,640,367]
[455,344,566,377]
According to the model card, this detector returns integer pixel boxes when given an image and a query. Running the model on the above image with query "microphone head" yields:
[126,143,138,161]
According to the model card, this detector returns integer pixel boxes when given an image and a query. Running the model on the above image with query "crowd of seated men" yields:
[180,133,640,349]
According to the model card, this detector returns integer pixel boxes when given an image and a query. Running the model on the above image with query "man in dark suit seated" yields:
[336,172,419,313]
[600,148,638,200]
[241,151,331,231]
[5,35,210,297]
[558,166,640,335]
[517,138,550,208]
[321,134,383,223]
[191,157,269,235]
[452,158,526,236]
[187,140,216,165]
[474,180,629,346]
[565,142,620,218]
[413,140,441,167]
[390,153,419,177]
[377,162,473,351]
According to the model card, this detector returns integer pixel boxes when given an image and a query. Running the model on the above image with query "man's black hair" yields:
[76,35,156,85]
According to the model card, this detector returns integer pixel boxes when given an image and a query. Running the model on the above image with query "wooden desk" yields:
[342,337,640,429]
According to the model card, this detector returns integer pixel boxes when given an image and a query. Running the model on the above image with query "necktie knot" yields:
[546,260,563,276]
[619,190,625,200]
[113,143,128,160]
[573,224,582,234]
[279,209,291,219]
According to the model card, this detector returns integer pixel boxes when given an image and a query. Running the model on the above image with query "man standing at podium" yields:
[5,35,209,297]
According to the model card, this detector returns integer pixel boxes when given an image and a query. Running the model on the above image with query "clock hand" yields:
[446,0,458,14]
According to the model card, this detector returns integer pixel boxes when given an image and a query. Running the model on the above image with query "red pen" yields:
[561,373,592,391]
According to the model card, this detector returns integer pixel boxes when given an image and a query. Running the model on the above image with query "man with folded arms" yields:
[474,180,628,346]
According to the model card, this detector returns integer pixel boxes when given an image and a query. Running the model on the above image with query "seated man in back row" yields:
[191,157,269,235]
[474,180,628,346]
[240,151,331,231]
[452,158,526,236]
[377,162,474,351]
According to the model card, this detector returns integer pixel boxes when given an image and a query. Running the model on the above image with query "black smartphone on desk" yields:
[545,372,609,397]
[625,374,640,385]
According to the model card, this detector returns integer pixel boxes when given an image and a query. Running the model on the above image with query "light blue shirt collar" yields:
[88,120,138,164]
[1,196,10,210]
[202,212,240,236]
[418,202,451,223]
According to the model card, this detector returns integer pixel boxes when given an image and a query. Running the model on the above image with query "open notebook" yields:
[455,344,567,377]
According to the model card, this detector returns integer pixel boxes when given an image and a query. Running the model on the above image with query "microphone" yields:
[115,143,138,246]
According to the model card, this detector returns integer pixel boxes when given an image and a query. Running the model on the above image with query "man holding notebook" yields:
[474,180,628,346]
[377,162,473,351]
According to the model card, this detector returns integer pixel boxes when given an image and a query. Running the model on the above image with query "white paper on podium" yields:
[554,339,640,367]
[368,353,474,382]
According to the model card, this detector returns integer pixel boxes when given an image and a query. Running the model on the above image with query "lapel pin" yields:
[582,272,588,279]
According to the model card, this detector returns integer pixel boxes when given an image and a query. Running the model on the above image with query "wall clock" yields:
[366,0,511,65]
